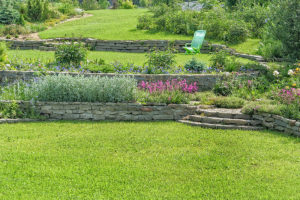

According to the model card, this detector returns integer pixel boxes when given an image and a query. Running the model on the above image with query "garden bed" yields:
[0,70,222,91]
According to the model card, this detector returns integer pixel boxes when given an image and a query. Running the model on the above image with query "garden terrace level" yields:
[0,70,224,92]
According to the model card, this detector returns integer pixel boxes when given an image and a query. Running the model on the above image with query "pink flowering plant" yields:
[278,88,300,104]
[137,79,198,104]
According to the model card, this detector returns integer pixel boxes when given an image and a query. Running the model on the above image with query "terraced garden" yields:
[0,0,299,199]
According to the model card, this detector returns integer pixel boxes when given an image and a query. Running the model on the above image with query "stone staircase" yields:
[179,108,264,130]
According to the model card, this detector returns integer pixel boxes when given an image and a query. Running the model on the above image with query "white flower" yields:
[288,69,294,76]
[225,72,230,77]
[5,64,10,67]
[273,70,279,77]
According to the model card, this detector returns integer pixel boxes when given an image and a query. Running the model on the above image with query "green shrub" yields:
[57,0,77,15]
[99,0,110,9]
[136,15,152,30]
[260,0,300,61]
[17,14,26,26]
[224,57,242,72]
[210,50,229,71]
[119,0,135,9]
[280,104,300,120]
[55,42,88,66]
[0,0,20,25]
[212,96,245,108]
[241,100,282,115]
[145,49,175,74]
[26,0,46,22]
[0,42,7,63]
[184,58,207,72]
[235,4,269,38]
[258,39,284,61]
[224,21,248,44]
[1,24,30,36]
[80,0,100,10]
[0,101,23,119]
[84,59,115,73]
[139,0,149,7]
[22,75,137,103]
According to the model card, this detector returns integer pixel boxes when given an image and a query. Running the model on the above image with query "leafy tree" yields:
[0,0,20,24]
[261,0,300,61]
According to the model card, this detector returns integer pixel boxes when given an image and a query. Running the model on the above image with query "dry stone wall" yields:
[253,113,300,137]
[1,38,265,61]
[16,101,197,121]
[1,38,216,53]
[0,70,220,91]
[0,100,299,136]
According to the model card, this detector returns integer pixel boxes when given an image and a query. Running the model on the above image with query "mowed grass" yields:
[38,9,261,55]
[0,121,299,199]
[38,9,191,40]
[8,50,254,66]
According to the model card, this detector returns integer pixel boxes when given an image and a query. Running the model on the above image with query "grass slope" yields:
[39,9,191,40]
[8,50,253,66]
[0,121,299,199]
[38,9,261,55]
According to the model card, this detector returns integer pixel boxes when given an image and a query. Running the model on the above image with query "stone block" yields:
[153,115,173,120]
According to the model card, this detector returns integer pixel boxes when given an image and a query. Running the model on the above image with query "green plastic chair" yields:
[183,30,206,54]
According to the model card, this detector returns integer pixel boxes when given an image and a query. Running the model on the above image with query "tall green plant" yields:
[26,0,50,22]
[55,42,88,66]
[260,0,300,61]
[0,42,7,63]
[0,0,20,24]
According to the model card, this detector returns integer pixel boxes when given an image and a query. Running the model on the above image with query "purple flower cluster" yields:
[138,79,198,94]
[278,88,300,104]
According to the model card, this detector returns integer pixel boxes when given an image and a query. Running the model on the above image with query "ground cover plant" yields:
[0,121,299,199]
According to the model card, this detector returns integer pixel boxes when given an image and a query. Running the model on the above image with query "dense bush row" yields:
[137,4,266,44]
[137,0,299,61]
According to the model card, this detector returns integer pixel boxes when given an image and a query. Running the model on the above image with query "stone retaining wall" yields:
[253,113,300,137]
[1,38,218,53]
[1,100,299,136]
[0,70,221,91]
[1,38,265,61]
[13,101,197,121]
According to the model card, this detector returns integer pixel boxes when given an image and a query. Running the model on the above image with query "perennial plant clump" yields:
[278,88,300,105]
[137,79,198,104]
[138,79,198,94]
[0,75,138,103]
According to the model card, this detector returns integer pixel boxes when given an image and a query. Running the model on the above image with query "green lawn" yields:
[0,121,299,199]
[39,9,191,41]
[8,50,253,66]
[38,9,261,55]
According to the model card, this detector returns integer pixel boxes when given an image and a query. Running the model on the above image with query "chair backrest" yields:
[191,30,206,49]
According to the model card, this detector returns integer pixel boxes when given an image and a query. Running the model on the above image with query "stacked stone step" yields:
[179,108,264,130]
